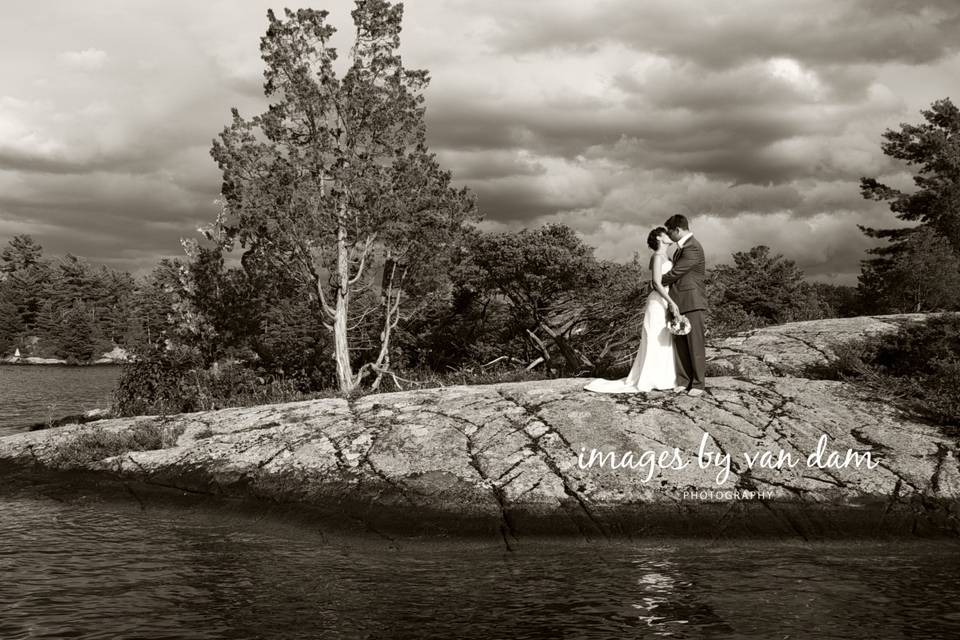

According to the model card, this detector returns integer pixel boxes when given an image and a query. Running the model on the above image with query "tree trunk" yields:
[370,261,403,391]
[334,218,354,393]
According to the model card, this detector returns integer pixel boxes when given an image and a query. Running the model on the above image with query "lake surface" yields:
[3,368,960,638]
[0,365,121,436]
[0,478,958,639]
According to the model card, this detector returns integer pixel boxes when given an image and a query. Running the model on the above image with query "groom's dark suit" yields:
[661,234,707,390]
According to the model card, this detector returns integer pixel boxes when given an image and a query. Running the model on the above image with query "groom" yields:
[660,215,708,397]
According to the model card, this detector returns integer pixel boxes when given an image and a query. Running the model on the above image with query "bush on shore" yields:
[50,421,185,468]
[113,349,554,417]
[806,313,960,432]
[113,347,330,417]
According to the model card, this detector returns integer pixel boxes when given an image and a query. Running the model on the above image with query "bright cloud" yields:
[58,48,108,71]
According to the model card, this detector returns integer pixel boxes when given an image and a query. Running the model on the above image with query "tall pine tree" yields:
[859,98,960,311]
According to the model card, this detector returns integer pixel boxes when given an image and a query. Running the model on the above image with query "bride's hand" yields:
[668,302,680,317]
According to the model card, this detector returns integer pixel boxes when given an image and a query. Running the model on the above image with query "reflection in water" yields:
[0,485,959,639]
[630,554,735,635]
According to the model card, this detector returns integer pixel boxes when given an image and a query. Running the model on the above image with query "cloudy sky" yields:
[2,0,959,283]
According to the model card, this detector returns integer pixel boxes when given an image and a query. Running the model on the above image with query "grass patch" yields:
[705,360,737,377]
[51,421,186,468]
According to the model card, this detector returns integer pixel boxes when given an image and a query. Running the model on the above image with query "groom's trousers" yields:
[675,310,706,390]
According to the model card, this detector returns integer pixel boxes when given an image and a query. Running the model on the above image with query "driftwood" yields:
[482,355,526,369]
[525,328,554,369]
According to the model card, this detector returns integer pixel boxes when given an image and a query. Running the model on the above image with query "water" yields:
[0,480,958,640]
[0,365,121,436]
[2,369,960,638]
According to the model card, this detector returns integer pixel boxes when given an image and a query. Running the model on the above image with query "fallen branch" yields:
[482,355,526,368]
[525,356,545,370]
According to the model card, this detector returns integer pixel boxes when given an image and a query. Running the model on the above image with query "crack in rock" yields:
[495,388,611,540]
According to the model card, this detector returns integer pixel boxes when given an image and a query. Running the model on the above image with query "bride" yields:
[584,227,679,393]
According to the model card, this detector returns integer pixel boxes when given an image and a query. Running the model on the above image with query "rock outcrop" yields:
[706,313,929,378]
[1,355,69,365]
[1,314,958,541]
[92,345,131,365]
[2,345,130,365]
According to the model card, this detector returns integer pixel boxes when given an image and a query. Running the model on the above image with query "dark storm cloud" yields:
[1,0,958,283]
[487,0,960,68]
[423,0,959,232]
[425,99,536,151]
[430,86,900,187]
[0,143,191,176]
[468,184,566,220]
[468,178,604,221]
[0,0,274,274]
[433,149,548,181]
[427,43,910,186]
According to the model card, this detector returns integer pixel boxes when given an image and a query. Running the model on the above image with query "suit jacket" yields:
[661,236,707,313]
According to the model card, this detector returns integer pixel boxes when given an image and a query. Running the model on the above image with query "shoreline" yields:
[2,346,131,366]
[1,374,957,540]
[1,359,127,366]
[1,315,957,540]
[3,460,957,540]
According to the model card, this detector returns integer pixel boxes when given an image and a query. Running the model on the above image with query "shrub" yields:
[872,315,960,377]
[705,360,736,378]
[914,357,960,427]
[114,345,205,416]
[51,421,185,468]
[802,338,881,381]
[805,314,960,432]
[114,351,328,417]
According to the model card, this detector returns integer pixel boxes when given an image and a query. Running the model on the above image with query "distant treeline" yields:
[0,236,140,362]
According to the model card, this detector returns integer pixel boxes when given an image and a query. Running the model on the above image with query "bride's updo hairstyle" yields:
[647,226,667,250]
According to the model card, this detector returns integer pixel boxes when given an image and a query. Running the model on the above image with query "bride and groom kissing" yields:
[585,214,708,397]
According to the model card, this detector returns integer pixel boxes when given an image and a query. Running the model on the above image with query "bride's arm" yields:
[652,255,680,316]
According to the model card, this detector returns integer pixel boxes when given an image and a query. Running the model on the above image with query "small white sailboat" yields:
[13,348,21,361]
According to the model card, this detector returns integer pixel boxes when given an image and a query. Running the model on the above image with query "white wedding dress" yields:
[584,259,677,393]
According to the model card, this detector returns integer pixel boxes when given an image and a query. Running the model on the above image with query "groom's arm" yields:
[661,242,703,286]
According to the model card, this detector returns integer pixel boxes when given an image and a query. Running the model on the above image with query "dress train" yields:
[584,285,677,393]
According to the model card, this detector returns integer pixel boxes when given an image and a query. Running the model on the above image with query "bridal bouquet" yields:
[667,314,692,336]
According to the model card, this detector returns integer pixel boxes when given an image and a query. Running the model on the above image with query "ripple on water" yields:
[0,490,959,639]
[0,365,121,436]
